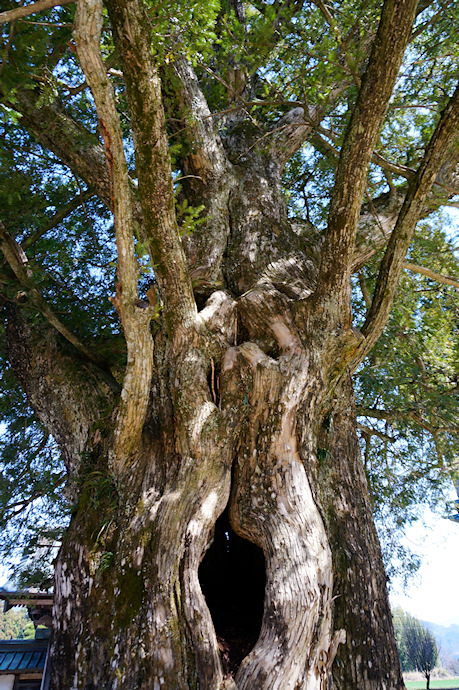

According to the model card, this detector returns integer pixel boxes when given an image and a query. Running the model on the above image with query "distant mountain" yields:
[422,620,459,670]
[440,617,459,628]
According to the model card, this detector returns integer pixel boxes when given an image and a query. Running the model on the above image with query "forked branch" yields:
[105,0,196,337]
[74,0,154,470]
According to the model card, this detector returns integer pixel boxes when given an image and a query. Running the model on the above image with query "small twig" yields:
[23,190,94,248]
[357,422,396,443]
[17,19,73,25]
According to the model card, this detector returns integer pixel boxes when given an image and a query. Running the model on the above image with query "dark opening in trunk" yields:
[199,508,265,676]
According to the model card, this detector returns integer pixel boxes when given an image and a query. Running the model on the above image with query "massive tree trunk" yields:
[6,152,405,689]
[7,293,403,690]
[3,0,459,687]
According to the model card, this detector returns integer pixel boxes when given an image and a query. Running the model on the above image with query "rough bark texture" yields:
[3,0,459,688]
[308,377,403,689]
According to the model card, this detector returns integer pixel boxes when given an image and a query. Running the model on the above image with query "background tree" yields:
[0,605,34,640]
[0,0,459,688]
[394,609,439,689]
[412,624,439,690]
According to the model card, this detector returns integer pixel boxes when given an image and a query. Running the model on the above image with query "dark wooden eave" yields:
[0,591,53,612]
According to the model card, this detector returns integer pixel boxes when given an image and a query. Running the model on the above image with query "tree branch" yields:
[355,406,458,437]
[0,0,74,25]
[360,82,459,355]
[105,0,196,336]
[8,87,112,207]
[0,221,103,365]
[22,190,94,248]
[315,0,419,317]
[4,473,66,521]
[357,422,396,443]
[351,123,459,271]
[163,56,235,290]
[168,56,230,184]
[402,262,459,290]
[266,6,378,166]
[74,0,155,471]
[310,0,362,87]
[267,106,318,168]
[6,304,117,477]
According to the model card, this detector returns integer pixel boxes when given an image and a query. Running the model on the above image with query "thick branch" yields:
[0,0,74,25]
[360,82,459,354]
[105,0,196,336]
[74,0,154,470]
[168,57,230,183]
[6,305,116,477]
[268,106,318,167]
[316,0,419,314]
[163,57,235,291]
[353,150,459,270]
[267,7,378,166]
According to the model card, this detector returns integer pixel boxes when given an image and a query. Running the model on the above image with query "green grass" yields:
[405,680,459,689]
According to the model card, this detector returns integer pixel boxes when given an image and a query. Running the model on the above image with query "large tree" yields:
[0,0,458,688]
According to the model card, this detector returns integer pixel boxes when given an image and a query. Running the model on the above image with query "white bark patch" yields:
[239,341,271,368]
[222,347,239,372]
[134,544,144,567]
[199,290,236,341]
[270,318,301,353]
[191,401,215,451]
[200,490,219,519]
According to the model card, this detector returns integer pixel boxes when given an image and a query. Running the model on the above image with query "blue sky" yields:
[390,503,459,626]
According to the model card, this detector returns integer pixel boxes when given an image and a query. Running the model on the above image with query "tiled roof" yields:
[0,640,48,674]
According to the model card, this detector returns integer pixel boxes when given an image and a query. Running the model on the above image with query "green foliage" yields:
[144,0,221,60]
[393,608,439,682]
[174,188,206,238]
[351,215,459,583]
[0,607,34,640]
